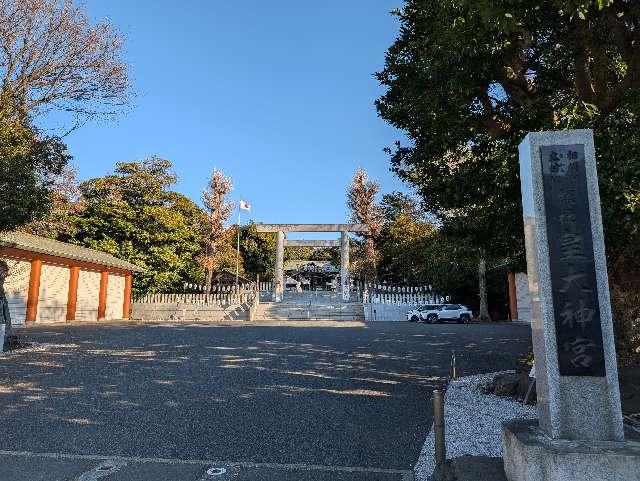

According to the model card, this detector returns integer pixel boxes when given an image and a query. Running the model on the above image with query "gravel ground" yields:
[414,372,537,481]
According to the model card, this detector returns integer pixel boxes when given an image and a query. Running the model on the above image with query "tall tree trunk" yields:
[478,256,492,322]
[365,237,377,282]
[205,268,213,294]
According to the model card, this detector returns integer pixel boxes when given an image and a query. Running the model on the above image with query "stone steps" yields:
[255,302,364,321]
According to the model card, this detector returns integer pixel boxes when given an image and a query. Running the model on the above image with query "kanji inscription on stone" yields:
[541,144,605,377]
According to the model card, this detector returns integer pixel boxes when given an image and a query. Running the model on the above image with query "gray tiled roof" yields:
[0,232,144,272]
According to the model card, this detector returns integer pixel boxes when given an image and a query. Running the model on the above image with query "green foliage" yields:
[377,213,437,284]
[239,223,275,281]
[215,225,247,279]
[20,165,83,239]
[238,225,344,280]
[0,119,70,232]
[374,192,505,312]
[312,247,341,267]
[284,246,313,261]
[376,0,640,268]
[593,115,640,257]
[610,281,640,366]
[376,0,640,331]
[285,245,341,269]
[65,157,207,295]
[380,192,423,220]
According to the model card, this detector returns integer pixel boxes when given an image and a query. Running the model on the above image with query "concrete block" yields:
[501,420,640,481]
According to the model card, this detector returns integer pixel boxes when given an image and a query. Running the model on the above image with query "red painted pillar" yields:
[66,266,80,322]
[122,273,132,320]
[25,258,42,323]
[508,272,518,321]
[98,271,109,321]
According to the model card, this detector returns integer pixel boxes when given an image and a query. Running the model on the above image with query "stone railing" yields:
[359,283,447,306]
[181,282,256,294]
[132,289,258,322]
[248,290,260,321]
[364,292,447,306]
[358,284,449,321]
[134,291,256,306]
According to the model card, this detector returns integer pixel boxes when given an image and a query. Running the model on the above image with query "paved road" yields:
[0,322,531,480]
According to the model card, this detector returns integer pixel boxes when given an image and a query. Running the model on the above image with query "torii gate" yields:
[255,224,369,302]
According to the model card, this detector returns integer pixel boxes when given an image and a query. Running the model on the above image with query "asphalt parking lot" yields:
[0,322,531,480]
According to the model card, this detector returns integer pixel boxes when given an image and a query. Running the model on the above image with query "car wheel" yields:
[410,315,419,322]
[427,314,438,324]
[460,314,471,324]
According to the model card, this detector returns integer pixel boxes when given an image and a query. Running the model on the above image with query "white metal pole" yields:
[236,203,240,286]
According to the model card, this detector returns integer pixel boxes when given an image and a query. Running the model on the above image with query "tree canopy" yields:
[0,0,133,129]
[347,169,383,281]
[200,169,234,291]
[239,223,275,281]
[376,0,640,267]
[0,119,70,232]
[0,0,132,236]
[64,157,207,295]
[376,0,640,356]
[376,192,436,284]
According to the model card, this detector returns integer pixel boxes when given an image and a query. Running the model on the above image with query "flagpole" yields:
[236,201,240,286]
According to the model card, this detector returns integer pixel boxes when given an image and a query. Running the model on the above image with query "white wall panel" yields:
[76,270,101,321]
[37,264,70,322]
[105,274,125,320]
[2,257,30,325]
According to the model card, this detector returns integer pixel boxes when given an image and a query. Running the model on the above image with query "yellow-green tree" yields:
[347,169,383,283]
[199,169,234,291]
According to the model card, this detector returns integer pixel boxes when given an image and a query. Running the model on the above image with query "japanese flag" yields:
[239,200,251,211]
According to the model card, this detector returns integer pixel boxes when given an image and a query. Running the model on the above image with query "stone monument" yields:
[501,129,640,481]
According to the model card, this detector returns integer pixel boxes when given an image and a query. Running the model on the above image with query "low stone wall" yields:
[364,304,410,321]
[131,302,250,322]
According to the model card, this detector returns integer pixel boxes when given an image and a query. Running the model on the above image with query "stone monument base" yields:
[501,420,640,481]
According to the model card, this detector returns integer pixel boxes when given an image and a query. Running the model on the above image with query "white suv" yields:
[423,304,472,324]
[407,304,442,322]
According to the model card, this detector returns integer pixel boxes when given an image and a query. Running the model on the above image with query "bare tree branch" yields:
[0,0,133,127]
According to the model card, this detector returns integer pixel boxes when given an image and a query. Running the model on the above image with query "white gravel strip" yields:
[414,371,537,481]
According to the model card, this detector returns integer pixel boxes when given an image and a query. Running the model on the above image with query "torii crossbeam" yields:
[255,223,369,302]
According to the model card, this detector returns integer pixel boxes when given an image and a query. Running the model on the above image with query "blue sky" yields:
[45,1,407,239]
